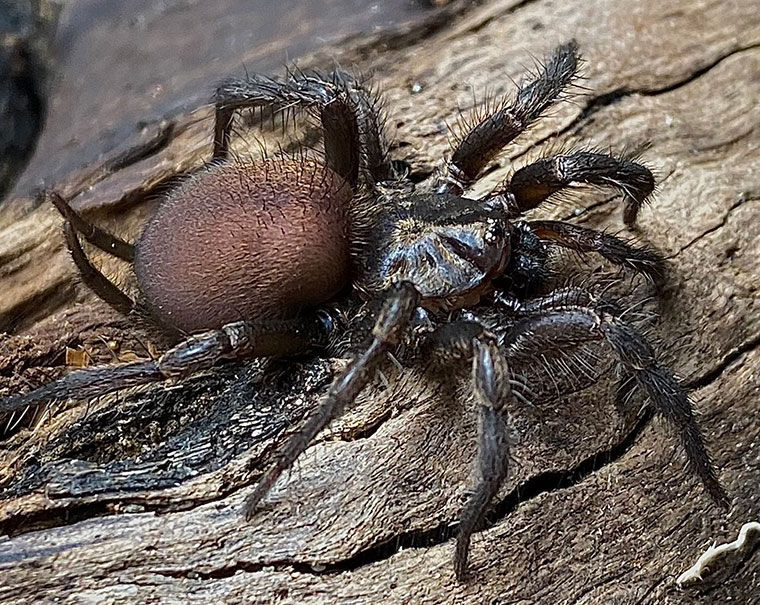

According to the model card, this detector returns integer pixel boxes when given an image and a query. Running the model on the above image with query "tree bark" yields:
[1,1,758,603]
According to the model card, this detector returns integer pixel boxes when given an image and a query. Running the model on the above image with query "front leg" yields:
[425,320,514,580]
[438,41,580,194]
[496,151,655,226]
[458,337,513,580]
[522,218,664,280]
[242,282,420,518]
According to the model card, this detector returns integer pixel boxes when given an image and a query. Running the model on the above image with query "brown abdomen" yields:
[134,157,352,333]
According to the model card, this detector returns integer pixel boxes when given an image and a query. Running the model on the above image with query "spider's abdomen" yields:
[134,157,352,333]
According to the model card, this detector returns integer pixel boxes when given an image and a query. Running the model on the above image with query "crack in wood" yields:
[686,331,760,391]
[158,412,656,578]
[575,43,760,124]
[1,3,758,601]
[675,196,756,255]
[458,0,542,35]
[511,43,760,165]
[102,123,176,176]
[64,330,758,578]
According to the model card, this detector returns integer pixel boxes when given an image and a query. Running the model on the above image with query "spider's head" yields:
[364,190,512,310]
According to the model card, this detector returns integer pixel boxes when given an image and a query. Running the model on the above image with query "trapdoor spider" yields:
[0,41,728,579]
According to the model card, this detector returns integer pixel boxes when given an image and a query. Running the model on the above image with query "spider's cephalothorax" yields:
[1,41,729,580]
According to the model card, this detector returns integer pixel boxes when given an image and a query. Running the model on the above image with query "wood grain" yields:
[1,1,758,603]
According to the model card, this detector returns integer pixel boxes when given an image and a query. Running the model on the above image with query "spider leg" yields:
[457,338,512,580]
[503,305,730,509]
[319,83,361,187]
[48,190,135,261]
[214,71,393,185]
[330,71,393,182]
[439,40,580,193]
[214,72,358,183]
[494,287,593,315]
[424,320,513,580]
[0,360,162,414]
[0,316,327,414]
[63,221,136,315]
[242,281,419,519]
[496,151,655,226]
[526,219,664,279]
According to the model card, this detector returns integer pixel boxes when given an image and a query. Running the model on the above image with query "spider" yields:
[0,41,728,579]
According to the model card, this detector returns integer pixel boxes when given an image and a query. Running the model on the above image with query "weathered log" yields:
[1,1,758,603]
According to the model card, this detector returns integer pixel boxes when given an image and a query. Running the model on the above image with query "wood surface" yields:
[1,1,758,603]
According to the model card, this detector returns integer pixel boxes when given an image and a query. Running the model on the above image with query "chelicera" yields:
[0,41,728,579]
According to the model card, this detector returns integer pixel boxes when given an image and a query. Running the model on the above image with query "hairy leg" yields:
[500,151,655,226]
[214,71,393,185]
[439,40,580,193]
[424,320,513,580]
[527,219,663,279]
[330,71,393,182]
[49,190,135,261]
[502,304,729,508]
[214,72,358,182]
[64,221,136,315]
[458,338,512,580]
[242,281,420,518]
[0,316,328,414]
[493,286,594,315]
